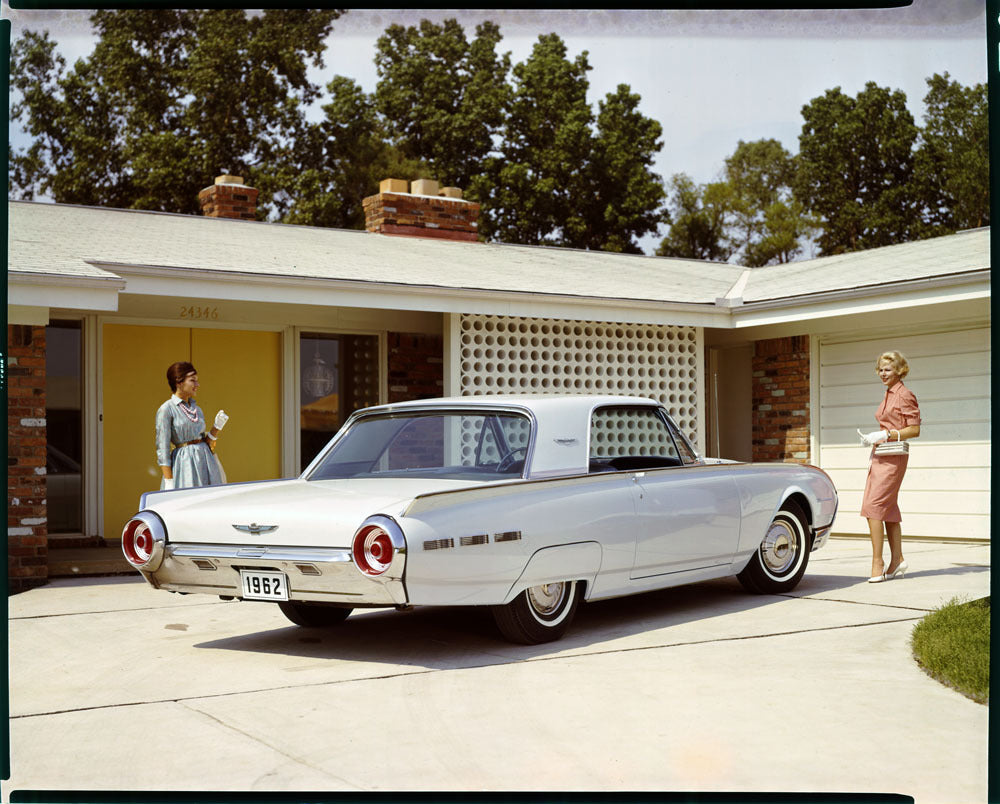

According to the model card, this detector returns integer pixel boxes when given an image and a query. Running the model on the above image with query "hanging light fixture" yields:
[302,338,336,398]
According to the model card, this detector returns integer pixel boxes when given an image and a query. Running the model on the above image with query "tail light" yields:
[352,516,405,576]
[122,512,166,570]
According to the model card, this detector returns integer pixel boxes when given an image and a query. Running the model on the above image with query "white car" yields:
[123,395,838,644]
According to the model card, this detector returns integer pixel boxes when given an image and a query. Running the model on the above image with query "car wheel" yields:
[278,601,353,627]
[490,580,581,644]
[738,500,811,594]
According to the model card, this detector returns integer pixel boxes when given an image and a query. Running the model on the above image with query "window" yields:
[46,321,83,533]
[590,406,680,460]
[300,333,379,471]
[307,410,531,481]
[589,405,699,471]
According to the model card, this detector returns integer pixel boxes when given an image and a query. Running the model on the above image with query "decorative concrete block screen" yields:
[458,315,700,441]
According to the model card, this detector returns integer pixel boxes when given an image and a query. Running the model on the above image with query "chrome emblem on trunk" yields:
[232,523,279,536]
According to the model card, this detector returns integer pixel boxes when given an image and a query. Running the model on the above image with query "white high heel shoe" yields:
[888,561,908,579]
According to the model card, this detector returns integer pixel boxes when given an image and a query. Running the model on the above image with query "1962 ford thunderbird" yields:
[123,395,838,643]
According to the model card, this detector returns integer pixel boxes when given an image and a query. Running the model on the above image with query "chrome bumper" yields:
[144,542,407,607]
[811,525,832,551]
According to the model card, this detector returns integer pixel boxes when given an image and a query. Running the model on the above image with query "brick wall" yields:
[7,325,48,593]
[363,192,479,242]
[198,175,258,220]
[752,335,811,464]
[387,333,443,403]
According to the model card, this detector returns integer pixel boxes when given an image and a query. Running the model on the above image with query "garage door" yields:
[818,327,990,540]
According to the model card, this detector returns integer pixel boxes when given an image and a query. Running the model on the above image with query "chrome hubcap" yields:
[527,583,566,615]
[761,519,800,575]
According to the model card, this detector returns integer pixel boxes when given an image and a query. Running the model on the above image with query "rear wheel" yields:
[491,580,581,644]
[278,601,353,627]
[738,500,811,594]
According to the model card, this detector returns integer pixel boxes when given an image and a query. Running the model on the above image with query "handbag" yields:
[874,440,909,455]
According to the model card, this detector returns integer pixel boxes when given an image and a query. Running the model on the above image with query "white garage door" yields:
[818,327,990,540]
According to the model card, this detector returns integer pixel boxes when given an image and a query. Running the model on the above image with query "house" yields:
[6,176,990,592]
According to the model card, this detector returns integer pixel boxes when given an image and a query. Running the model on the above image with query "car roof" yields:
[366,394,660,414]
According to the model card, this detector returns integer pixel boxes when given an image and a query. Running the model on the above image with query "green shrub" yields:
[911,596,989,704]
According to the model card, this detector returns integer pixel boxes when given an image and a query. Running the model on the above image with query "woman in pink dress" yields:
[858,351,921,583]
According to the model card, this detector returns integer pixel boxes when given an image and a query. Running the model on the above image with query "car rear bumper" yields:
[143,542,407,607]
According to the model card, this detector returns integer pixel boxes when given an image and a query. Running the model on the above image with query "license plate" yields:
[240,570,289,601]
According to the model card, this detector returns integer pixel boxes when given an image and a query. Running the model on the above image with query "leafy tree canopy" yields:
[723,139,816,266]
[471,34,665,252]
[914,72,989,232]
[656,174,733,262]
[794,81,922,255]
[373,18,510,189]
[10,9,343,216]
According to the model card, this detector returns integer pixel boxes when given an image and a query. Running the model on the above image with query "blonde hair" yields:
[876,350,909,379]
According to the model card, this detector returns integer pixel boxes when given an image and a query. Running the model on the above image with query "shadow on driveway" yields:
[191,572,890,669]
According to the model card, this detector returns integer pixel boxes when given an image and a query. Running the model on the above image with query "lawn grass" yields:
[911,596,989,704]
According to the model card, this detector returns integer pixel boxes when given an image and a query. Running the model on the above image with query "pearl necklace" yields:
[178,399,200,423]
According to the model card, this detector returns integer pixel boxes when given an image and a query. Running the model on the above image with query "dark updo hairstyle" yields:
[167,361,197,392]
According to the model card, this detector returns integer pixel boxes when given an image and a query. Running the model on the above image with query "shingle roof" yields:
[7,201,742,306]
[7,201,990,308]
[739,227,989,303]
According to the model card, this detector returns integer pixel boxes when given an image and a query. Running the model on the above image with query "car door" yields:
[589,406,741,579]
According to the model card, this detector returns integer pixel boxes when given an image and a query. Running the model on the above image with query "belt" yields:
[177,435,209,448]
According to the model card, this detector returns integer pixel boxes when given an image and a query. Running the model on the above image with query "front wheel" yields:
[278,601,353,627]
[738,501,811,594]
[490,580,581,644]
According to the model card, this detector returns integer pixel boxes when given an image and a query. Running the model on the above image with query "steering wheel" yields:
[496,447,527,472]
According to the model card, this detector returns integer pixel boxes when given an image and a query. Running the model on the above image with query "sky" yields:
[3,4,989,256]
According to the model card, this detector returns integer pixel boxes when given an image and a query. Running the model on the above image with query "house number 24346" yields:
[179,305,220,321]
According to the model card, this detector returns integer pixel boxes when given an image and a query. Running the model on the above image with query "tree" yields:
[914,72,989,232]
[794,82,921,255]
[259,76,427,230]
[723,139,816,265]
[373,18,510,189]
[9,9,342,216]
[470,33,594,246]
[656,174,733,261]
[470,33,664,252]
[571,84,666,253]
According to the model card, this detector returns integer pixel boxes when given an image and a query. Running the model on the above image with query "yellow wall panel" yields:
[102,324,190,536]
[191,328,282,484]
[102,324,282,539]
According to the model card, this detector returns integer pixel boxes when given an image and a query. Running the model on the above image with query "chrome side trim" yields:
[494,530,522,543]
[423,538,455,551]
[460,534,489,547]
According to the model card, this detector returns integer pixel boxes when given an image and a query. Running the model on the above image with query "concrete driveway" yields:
[4,537,989,801]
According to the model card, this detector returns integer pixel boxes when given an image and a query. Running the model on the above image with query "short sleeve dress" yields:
[155,395,226,490]
[859,381,921,523]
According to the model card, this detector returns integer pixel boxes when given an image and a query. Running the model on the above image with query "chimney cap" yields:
[215,174,244,186]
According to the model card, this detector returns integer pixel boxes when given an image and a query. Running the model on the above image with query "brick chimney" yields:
[363,178,479,242]
[198,174,258,220]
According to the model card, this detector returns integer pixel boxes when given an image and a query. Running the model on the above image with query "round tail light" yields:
[352,517,404,576]
[122,513,166,570]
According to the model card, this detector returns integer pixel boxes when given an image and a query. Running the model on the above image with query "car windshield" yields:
[306,409,533,481]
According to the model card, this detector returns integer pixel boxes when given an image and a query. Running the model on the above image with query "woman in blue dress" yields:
[156,361,229,490]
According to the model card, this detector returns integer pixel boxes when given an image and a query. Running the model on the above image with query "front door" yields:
[630,466,742,578]
[102,324,282,538]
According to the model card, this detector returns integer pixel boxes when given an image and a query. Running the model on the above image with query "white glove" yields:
[214,410,229,430]
[857,428,888,446]
[162,477,175,491]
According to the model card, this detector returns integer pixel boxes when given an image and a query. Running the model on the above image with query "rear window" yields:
[307,410,532,481]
